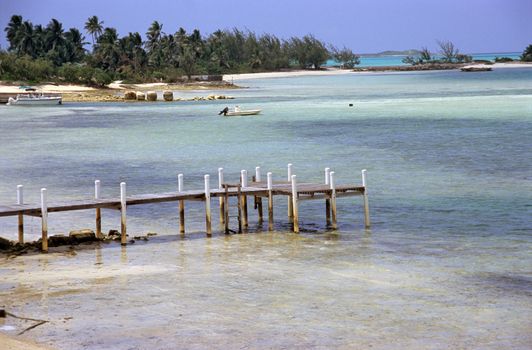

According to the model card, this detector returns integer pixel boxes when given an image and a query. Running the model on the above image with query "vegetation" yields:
[1,15,355,84]
[402,41,472,65]
[521,44,532,62]
[494,57,514,63]
[330,46,360,68]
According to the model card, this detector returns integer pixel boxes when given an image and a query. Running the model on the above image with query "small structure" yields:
[461,65,492,72]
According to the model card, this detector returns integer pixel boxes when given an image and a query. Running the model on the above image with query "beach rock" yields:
[124,91,136,100]
[0,309,6,318]
[163,90,173,101]
[0,237,13,250]
[69,229,96,243]
[48,234,72,247]
[146,91,157,101]
[136,91,145,101]
[461,65,492,72]
[108,229,120,237]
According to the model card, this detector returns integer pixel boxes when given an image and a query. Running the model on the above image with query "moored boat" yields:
[219,106,261,116]
[7,93,62,106]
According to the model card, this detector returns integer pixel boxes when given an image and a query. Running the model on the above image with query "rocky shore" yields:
[352,63,468,72]
[0,229,158,257]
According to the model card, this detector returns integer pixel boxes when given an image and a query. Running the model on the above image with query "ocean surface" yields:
[327,51,522,67]
[0,67,531,349]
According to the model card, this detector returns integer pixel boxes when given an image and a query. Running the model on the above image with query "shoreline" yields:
[0,62,530,102]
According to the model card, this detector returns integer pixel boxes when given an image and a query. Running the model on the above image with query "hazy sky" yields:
[1,0,530,53]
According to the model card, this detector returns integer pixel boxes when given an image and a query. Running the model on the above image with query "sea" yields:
[0,66,531,349]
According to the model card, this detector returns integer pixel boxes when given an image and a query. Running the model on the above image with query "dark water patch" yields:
[466,273,532,298]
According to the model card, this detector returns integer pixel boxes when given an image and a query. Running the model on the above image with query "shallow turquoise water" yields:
[0,68,531,349]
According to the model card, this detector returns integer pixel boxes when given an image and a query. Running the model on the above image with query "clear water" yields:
[327,52,522,67]
[0,68,531,349]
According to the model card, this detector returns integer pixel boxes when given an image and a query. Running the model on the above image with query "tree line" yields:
[0,15,360,85]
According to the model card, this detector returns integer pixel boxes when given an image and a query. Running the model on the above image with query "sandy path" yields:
[0,333,54,350]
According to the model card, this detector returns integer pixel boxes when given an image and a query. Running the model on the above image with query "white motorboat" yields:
[219,106,261,116]
[7,93,62,106]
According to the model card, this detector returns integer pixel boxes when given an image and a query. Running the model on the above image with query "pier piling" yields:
[17,185,23,243]
[95,180,102,239]
[325,168,331,226]
[178,174,185,234]
[218,168,224,225]
[267,172,274,230]
[287,163,293,222]
[330,171,337,229]
[205,175,212,235]
[120,182,127,245]
[291,175,299,233]
[241,170,248,229]
[362,169,371,228]
[40,188,48,252]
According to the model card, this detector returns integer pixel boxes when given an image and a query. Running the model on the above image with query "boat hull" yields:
[7,96,62,106]
[224,109,261,116]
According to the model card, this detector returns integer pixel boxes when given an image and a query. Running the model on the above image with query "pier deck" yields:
[0,165,370,252]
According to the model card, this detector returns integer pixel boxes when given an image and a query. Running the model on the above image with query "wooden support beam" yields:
[223,184,230,234]
[120,182,127,245]
[218,168,224,225]
[17,185,24,243]
[178,174,185,234]
[40,188,48,252]
[241,170,248,229]
[237,184,242,233]
[204,174,212,236]
[330,171,337,229]
[287,163,293,222]
[291,175,299,233]
[267,172,274,230]
[362,169,371,228]
[95,180,102,239]
[325,167,331,226]
[255,166,263,222]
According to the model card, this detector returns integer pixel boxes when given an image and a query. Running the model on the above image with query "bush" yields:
[520,45,532,62]
[494,57,514,63]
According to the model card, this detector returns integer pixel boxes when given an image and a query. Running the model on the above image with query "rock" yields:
[146,232,157,236]
[0,237,13,250]
[108,229,120,237]
[0,309,6,318]
[69,229,96,243]
[461,65,492,72]
[48,235,72,247]
[136,91,145,101]
[146,91,157,101]
[163,90,173,101]
[124,91,136,100]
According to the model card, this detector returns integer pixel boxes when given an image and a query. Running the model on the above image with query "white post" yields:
[120,182,127,245]
[17,185,23,205]
[95,180,102,238]
[205,174,212,235]
[40,188,48,252]
[287,163,293,220]
[241,170,248,187]
[362,169,371,228]
[291,175,299,233]
[178,174,184,192]
[178,173,185,233]
[17,185,24,243]
[267,172,273,230]
[325,168,330,185]
[330,171,337,229]
[255,166,261,182]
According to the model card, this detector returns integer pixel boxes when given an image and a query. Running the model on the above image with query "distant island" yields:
[360,49,422,57]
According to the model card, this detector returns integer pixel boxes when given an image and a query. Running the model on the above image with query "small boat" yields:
[219,106,261,116]
[7,93,62,106]
[225,109,261,116]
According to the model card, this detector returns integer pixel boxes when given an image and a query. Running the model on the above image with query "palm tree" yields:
[17,21,37,57]
[45,18,65,51]
[4,15,23,50]
[146,21,163,52]
[64,28,87,62]
[84,16,103,46]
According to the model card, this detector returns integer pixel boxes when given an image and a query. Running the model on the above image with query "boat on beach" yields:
[219,106,261,116]
[7,93,62,106]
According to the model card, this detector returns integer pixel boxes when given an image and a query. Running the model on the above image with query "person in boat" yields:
[218,107,229,115]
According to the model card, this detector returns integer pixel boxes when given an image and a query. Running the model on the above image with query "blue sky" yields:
[1,0,530,54]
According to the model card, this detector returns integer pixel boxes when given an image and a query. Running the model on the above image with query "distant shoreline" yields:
[1,62,530,102]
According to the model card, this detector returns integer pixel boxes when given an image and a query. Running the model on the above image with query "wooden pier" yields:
[0,165,370,252]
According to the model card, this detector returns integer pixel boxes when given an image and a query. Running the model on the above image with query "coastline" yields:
[0,333,54,350]
[0,62,530,102]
